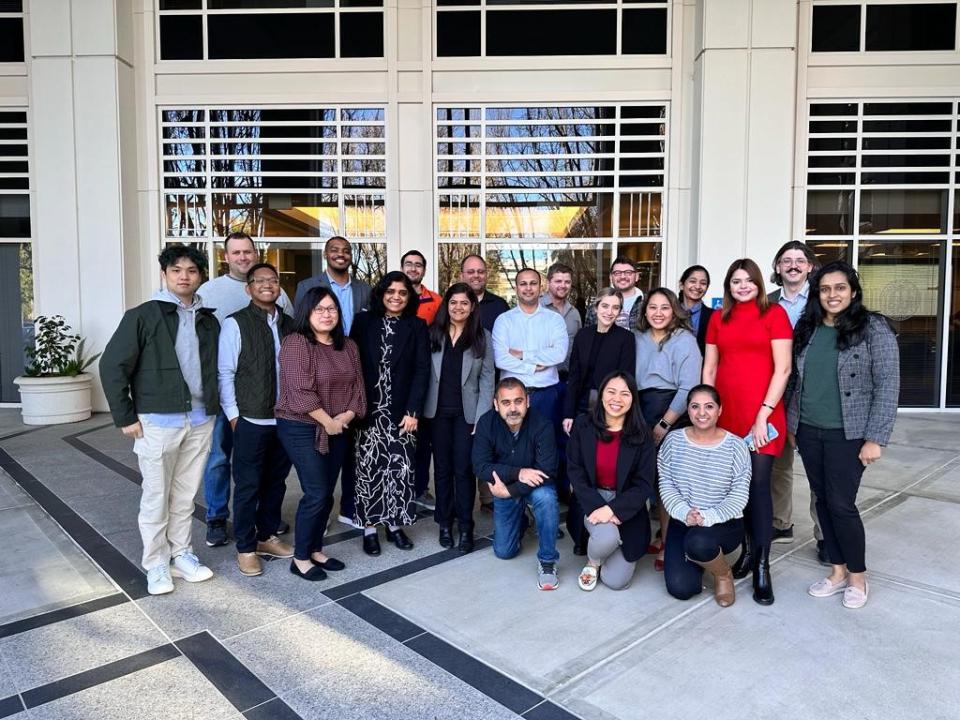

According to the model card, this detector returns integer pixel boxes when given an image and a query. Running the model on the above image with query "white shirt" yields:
[492,304,569,389]
[217,310,282,426]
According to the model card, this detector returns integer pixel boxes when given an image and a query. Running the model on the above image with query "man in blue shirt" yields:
[473,378,560,590]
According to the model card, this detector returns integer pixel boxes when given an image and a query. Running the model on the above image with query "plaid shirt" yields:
[276,333,367,453]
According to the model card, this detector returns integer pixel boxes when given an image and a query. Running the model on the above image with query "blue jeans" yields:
[277,418,348,561]
[492,484,560,564]
[203,411,233,522]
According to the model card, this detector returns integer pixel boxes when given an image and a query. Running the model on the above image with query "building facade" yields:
[0,0,958,409]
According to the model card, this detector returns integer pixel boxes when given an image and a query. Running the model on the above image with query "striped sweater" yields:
[657,429,751,527]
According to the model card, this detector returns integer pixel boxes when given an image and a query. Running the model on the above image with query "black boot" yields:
[752,545,775,605]
[438,525,454,548]
[730,534,753,580]
[458,525,475,554]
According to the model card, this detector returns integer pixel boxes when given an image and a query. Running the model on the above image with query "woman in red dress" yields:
[702,258,792,605]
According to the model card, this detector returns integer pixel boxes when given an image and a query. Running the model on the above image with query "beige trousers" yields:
[134,416,214,570]
[772,441,823,540]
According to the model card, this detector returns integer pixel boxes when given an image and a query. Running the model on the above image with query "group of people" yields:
[100,233,900,610]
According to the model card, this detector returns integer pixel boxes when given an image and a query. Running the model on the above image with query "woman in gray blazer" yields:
[788,261,900,610]
[424,282,496,553]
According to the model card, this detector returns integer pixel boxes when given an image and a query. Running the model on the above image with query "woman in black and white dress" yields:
[351,271,431,556]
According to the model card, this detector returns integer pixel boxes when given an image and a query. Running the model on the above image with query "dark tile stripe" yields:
[0,426,46,443]
[62,422,115,441]
[322,537,492,601]
[0,695,24,719]
[337,593,423,642]
[22,643,179,708]
[64,436,208,523]
[523,700,585,720]
[0,593,127,639]
[174,631,278,713]
[243,697,303,720]
[321,507,432,547]
[405,632,542,715]
[0,448,149,599]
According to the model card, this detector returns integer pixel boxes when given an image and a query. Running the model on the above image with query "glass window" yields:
[859,240,943,406]
[208,13,334,58]
[437,242,482,292]
[340,12,385,57]
[159,15,203,60]
[805,190,855,236]
[859,190,947,234]
[811,5,861,52]
[805,240,853,265]
[0,17,24,62]
[439,195,481,239]
[487,10,617,56]
[437,12,481,56]
[485,193,613,239]
[0,243,32,402]
[947,239,960,406]
[865,3,956,51]
[622,8,668,54]
[612,241,661,296]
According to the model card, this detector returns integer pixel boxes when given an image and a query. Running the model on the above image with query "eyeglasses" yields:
[778,259,809,267]
[611,269,637,277]
[312,305,339,316]
[249,278,280,287]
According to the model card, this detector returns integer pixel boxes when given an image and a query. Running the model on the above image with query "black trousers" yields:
[231,419,292,554]
[796,423,867,573]
[664,517,744,600]
[431,414,475,528]
[743,452,775,548]
[414,417,433,498]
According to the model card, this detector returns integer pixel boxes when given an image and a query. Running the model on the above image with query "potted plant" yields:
[13,315,100,425]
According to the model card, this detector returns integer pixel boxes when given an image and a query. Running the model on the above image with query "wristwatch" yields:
[657,418,671,430]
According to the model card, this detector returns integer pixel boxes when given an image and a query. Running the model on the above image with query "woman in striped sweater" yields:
[658,384,751,606]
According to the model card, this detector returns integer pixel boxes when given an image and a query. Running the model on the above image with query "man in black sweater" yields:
[472,378,560,590]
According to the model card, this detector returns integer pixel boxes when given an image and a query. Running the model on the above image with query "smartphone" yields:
[743,423,779,452]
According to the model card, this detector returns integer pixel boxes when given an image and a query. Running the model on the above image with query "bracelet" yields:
[761,402,775,411]
[658,418,671,430]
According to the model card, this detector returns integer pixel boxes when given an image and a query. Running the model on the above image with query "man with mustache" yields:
[472,378,560,590]
[768,241,826,564]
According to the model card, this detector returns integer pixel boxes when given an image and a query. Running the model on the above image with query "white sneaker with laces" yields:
[147,564,174,595]
[170,552,214,583]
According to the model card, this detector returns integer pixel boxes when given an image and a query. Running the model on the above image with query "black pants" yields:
[796,423,866,573]
[664,517,744,600]
[744,452,775,548]
[431,414,475,528]
[231,419,292,554]
[414,417,433,498]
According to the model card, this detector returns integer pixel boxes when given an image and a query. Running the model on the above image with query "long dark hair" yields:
[590,371,649,446]
[293,286,345,350]
[429,282,486,356]
[370,270,419,318]
[636,287,692,340]
[720,258,771,321]
[795,260,892,352]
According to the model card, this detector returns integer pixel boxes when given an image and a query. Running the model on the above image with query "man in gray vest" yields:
[218,263,295,577]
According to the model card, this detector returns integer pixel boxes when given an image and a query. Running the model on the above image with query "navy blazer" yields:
[350,311,430,425]
[566,415,655,562]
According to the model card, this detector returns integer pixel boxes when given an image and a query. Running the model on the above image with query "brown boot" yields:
[693,551,735,607]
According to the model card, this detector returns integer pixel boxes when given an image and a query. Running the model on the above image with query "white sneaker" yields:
[147,564,174,595]
[337,514,363,530]
[170,551,214,583]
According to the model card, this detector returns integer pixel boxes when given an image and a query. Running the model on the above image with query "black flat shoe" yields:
[438,525,454,548]
[363,532,381,556]
[289,560,327,581]
[311,555,346,571]
[385,527,414,550]
[458,529,475,554]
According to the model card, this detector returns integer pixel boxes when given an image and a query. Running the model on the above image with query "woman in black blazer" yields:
[567,371,656,591]
[350,271,430,556]
[679,265,714,355]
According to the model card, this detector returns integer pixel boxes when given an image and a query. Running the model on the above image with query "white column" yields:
[29,0,138,410]
[690,0,798,291]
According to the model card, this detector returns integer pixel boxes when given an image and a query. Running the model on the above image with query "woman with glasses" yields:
[351,271,431,556]
[788,261,899,609]
[562,288,635,553]
[423,283,495,553]
[702,259,793,605]
[276,287,366,581]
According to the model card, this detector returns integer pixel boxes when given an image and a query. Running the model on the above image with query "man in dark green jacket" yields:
[100,245,220,596]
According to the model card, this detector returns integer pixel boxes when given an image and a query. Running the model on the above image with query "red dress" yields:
[705,301,792,456]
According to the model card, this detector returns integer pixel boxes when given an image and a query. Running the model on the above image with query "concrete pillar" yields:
[691,0,798,290]
[29,0,138,410]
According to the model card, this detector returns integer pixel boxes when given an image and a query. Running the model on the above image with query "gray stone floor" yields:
[0,410,957,720]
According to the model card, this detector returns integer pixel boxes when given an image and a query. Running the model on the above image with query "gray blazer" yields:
[423,329,496,424]
[293,273,371,315]
[787,315,900,445]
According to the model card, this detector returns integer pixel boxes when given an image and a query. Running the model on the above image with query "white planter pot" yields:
[13,373,94,425]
